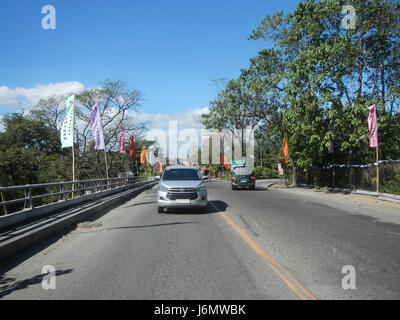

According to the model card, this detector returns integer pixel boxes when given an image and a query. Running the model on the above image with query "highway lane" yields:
[208,180,400,300]
[1,180,400,299]
[0,184,299,300]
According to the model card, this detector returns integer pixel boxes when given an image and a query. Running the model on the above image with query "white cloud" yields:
[0,82,85,108]
[133,107,211,162]
[135,106,210,131]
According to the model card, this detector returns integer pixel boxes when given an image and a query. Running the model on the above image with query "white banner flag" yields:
[61,95,75,149]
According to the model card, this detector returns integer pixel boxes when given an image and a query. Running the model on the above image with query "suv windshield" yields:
[162,169,201,181]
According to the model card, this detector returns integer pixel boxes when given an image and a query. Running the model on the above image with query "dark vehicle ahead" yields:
[231,166,255,190]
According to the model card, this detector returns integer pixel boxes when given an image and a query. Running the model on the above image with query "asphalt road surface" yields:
[1,180,400,300]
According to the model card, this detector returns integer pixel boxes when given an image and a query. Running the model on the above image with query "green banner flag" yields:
[61,95,75,149]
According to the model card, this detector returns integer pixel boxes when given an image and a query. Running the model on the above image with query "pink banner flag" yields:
[368,104,378,148]
[118,124,126,154]
[278,163,284,176]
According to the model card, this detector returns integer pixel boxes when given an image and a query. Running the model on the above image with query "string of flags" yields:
[321,159,400,170]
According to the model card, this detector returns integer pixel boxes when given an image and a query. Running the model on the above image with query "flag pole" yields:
[61,95,76,199]
[104,149,110,182]
[332,150,335,191]
[376,146,379,193]
[72,144,75,198]
[368,104,379,193]
[72,109,76,199]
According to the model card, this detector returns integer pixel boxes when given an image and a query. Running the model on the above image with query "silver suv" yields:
[157,166,208,213]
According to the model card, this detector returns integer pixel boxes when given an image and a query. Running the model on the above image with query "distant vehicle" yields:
[201,169,211,181]
[231,166,256,190]
[157,165,208,213]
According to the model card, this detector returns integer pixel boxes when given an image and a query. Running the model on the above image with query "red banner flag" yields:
[154,158,163,173]
[129,136,137,162]
[368,104,379,148]
[222,156,230,170]
[283,138,289,158]
[140,146,147,164]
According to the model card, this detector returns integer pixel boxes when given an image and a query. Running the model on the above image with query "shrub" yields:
[254,166,280,179]
[382,175,400,195]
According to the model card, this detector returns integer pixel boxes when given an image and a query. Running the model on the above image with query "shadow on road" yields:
[108,222,196,230]
[123,201,155,208]
[71,222,197,235]
[0,268,73,299]
[164,200,229,215]
[233,187,268,191]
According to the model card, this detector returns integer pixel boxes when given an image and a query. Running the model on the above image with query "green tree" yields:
[249,0,400,178]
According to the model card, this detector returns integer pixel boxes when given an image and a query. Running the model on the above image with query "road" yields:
[1,180,400,300]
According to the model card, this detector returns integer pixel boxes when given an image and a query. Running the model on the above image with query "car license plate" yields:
[241,180,247,183]
[176,199,190,203]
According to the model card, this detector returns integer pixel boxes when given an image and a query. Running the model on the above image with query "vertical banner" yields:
[153,158,163,172]
[118,124,126,154]
[278,163,284,176]
[140,146,147,164]
[283,137,289,158]
[147,145,156,167]
[90,102,109,180]
[90,103,105,150]
[61,95,75,149]
[60,95,76,196]
[368,104,379,192]
[368,105,379,148]
[222,156,231,170]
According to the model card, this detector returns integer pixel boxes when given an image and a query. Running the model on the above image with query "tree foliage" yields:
[0,80,149,188]
[202,0,400,179]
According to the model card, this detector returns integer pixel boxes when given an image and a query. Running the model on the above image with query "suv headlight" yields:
[197,185,206,192]
[158,184,169,193]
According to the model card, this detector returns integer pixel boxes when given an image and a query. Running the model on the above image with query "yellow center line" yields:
[211,202,317,301]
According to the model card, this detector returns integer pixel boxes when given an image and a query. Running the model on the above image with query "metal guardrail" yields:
[0,176,156,216]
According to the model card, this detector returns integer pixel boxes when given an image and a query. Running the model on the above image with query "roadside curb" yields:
[0,181,157,262]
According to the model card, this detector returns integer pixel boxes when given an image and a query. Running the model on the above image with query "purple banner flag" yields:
[90,103,105,150]
[368,104,379,148]
[118,124,126,154]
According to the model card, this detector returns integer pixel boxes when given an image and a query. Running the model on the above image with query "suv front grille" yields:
[167,188,198,200]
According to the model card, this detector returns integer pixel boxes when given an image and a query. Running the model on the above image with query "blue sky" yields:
[0,0,300,126]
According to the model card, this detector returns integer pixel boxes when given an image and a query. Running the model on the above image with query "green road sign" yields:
[231,160,246,166]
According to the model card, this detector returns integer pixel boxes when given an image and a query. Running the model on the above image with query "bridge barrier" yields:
[0,178,158,261]
[0,176,156,230]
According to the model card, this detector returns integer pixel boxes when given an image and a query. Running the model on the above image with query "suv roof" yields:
[164,165,198,170]
[232,167,254,175]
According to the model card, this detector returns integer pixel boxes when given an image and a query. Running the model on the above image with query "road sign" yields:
[231,160,246,166]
